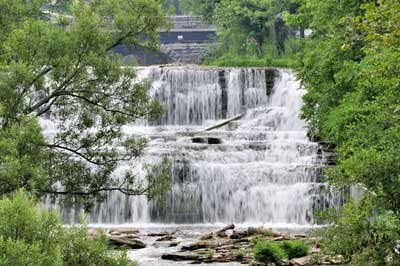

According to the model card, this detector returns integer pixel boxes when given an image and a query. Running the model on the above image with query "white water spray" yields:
[43,66,340,226]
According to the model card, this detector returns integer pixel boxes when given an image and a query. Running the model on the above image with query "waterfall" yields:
[43,66,340,226]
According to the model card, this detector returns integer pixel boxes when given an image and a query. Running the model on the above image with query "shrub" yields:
[61,226,136,266]
[253,241,287,265]
[281,240,309,259]
[0,190,136,266]
[0,237,60,266]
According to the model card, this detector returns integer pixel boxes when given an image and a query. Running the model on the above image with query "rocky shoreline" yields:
[90,224,345,266]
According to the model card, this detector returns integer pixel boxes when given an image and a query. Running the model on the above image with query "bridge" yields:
[116,16,218,65]
[159,16,218,64]
[159,16,217,43]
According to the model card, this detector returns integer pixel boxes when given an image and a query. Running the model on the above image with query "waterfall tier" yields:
[50,66,340,225]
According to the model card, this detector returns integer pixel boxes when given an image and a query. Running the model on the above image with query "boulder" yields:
[216,231,228,238]
[229,231,241,239]
[199,232,214,240]
[109,236,146,249]
[288,256,312,266]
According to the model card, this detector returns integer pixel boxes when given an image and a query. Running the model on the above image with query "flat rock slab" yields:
[182,239,235,251]
[288,256,312,266]
[109,236,146,249]
[147,231,172,237]
[156,235,175,241]
[109,228,139,235]
[162,253,201,261]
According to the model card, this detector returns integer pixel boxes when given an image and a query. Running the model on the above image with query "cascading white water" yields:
[43,66,340,226]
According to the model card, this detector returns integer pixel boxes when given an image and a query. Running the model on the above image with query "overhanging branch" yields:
[38,186,151,197]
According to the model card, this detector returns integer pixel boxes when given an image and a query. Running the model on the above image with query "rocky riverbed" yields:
[89,224,345,266]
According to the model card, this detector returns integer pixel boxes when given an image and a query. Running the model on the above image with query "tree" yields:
[213,0,294,56]
[0,0,171,208]
[289,0,400,263]
[179,0,221,21]
[186,0,300,61]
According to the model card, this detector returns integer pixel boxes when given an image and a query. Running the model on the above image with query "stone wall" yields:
[160,43,217,64]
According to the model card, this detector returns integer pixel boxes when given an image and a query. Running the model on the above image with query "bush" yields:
[0,190,136,266]
[61,226,136,266]
[281,240,309,259]
[0,237,60,266]
[253,241,287,265]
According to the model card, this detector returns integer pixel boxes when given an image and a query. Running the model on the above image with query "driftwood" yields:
[177,113,245,138]
[204,114,244,131]
[215,224,235,234]
[199,224,235,240]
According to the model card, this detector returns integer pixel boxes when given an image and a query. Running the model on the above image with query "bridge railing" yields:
[168,16,217,30]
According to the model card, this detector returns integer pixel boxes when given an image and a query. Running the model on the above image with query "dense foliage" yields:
[287,0,400,264]
[180,0,303,67]
[0,0,171,208]
[179,0,220,21]
[0,190,136,266]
